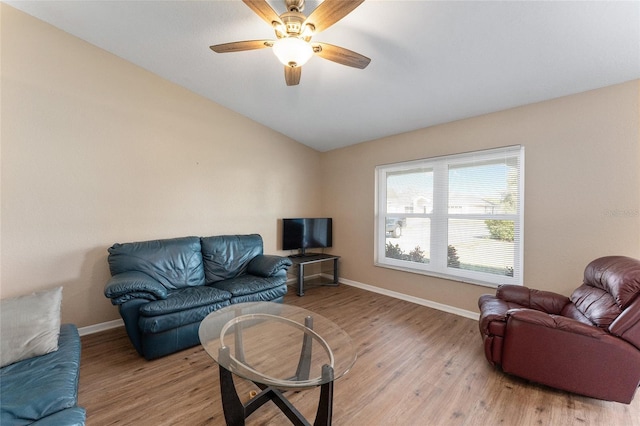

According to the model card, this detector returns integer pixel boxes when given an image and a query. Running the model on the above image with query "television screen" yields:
[282,218,332,253]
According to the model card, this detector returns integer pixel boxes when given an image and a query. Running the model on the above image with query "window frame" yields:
[374,145,524,288]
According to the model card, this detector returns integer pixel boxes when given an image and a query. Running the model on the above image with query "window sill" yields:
[374,261,521,288]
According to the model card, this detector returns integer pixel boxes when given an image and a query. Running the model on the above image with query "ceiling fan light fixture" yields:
[272,37,313,67]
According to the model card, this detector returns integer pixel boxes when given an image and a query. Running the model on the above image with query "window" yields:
[375,145,524,287]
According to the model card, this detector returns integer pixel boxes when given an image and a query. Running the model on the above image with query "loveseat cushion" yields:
[0,324,83,425]
[201,235,263,283]
[211,275,288,301]
[138,302,231,334]
[139,286,231,317]
[108,236,205,290]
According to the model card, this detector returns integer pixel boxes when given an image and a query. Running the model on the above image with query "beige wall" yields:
[1,5,322,326]
[321,80,640,312]
[2,5,639,328]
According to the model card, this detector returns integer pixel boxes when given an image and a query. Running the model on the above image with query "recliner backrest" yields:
[584,256,640,310]
[570,256,640,329]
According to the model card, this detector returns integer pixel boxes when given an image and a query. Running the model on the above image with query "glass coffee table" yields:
[199,302,356,426]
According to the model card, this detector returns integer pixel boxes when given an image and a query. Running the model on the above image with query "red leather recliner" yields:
[478,256,640,404]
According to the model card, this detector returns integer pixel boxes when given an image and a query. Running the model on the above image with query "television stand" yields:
[288,253,340,296]
[288,252,322,258]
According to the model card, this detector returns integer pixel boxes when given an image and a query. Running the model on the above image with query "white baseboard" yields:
[81,276,479,335]
[78,319,123,336]
[326,274,480,321]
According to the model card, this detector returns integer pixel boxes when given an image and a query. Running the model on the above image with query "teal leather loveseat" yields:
[104,234,292,359]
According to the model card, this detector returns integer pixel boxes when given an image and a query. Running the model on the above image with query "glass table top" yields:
[199,302,356,390]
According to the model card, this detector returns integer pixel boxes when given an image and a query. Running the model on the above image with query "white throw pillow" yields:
[0,286,62,368]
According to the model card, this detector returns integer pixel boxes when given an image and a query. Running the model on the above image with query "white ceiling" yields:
[6,0,640,152]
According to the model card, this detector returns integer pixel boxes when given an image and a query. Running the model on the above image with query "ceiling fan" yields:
[210,0,371,86]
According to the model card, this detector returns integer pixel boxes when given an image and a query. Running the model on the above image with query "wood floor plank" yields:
[79,284,640,425]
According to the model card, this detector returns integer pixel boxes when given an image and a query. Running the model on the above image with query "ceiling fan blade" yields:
[314,42,370,69]
[210,40,273,53]
[304,0,364,33]
[242,0,283,27]
[285,66,301,86]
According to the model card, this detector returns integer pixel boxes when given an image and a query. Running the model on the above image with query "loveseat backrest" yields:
[570,256,640,329]
[201,234,263,283]
[108,236,205,289]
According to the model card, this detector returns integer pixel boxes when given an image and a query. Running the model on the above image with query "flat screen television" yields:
[282,218,332,256]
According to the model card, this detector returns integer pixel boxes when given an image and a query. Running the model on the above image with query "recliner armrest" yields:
[247,255,293,277]
[609,296,640,350]
[507,308,608,339]
[104,271,168,305]
[502,307,640,404]
[497,285,570,315]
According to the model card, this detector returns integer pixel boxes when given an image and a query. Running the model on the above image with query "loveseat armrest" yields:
[247,255,293,277]
[104,271,168,305]
[497,284,570,315]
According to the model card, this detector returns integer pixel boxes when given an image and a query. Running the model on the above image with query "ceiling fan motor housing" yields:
[279,11,309,38]
[285,0,305,12]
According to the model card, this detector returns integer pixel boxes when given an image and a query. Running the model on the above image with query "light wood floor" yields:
[79,284,640,425]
